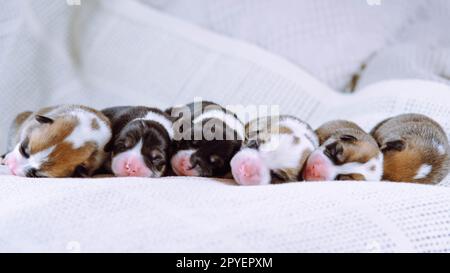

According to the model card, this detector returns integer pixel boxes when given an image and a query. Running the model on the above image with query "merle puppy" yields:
[102,106,174,177]
[166,101,244,177]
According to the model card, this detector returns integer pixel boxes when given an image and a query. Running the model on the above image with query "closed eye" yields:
[25,168,46,178]
[19,142,30,158]
[340,135,357,142]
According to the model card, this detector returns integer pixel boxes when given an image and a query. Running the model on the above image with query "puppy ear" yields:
[35,115,54,124]
[381,140,406,152]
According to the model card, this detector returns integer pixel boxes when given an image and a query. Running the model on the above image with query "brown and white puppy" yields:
[2,105,111,177]
[167,101,244,177]
[230,115,319,186]
[304,120,383,181]
[102,106,174,178]
[371,113,450,184]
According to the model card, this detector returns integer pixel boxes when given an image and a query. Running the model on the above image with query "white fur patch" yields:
[65,109,111,150]
[28,146,55,169]
[132,111,174,139]
[318,148,384,181]
[437,145,446,155]
[258,117,318,171]
[432,140,446,156]
[414,164,432,180]
[193,109,245,140]
[6,143,55,176]
[113,140,144,164]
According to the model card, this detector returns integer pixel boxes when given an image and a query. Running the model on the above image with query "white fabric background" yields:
[142,0,450,90]
[0,0,450,252]
[1,176,450,253]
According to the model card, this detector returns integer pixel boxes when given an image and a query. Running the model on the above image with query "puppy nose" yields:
[125,162,139,175]
[4,156,16,169]
[179,156,192,171]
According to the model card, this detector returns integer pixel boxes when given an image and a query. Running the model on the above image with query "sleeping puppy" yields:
[371,113,450,184]
[2,105,111,177]
[167,101,244,177]
[102,106,174,177]
[230,115,319,186]
[303,120,383,181]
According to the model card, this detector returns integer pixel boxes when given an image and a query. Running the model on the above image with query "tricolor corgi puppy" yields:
[2,105,111,177]
[230,115,319,186]
[102,106,174,178]
[371,113,450,184]
[304,120,383,181]
[167,101,244,177]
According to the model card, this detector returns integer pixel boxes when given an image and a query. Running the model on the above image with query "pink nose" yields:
[4,156,18,175]
[303,154,331,181]
[124,162,141,176]
[173,156,198,176]
[304,163,324,181]
[239,163,257,178]
[118,157,150,177]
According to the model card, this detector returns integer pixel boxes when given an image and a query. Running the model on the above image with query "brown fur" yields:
[13,111,33,128]
[40,141,98,177]
[337,173,366,181]
[371,114,450,184]
[6,105,111,178]
[29,117,78,155]
[316,120,380,165]
[91,119,100,130]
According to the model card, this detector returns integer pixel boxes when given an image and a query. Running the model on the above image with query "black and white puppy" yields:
[102,106,174,177]
[166,101,244,177]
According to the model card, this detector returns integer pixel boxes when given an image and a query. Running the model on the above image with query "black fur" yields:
[102,106,173,176]
[168,101,243,177]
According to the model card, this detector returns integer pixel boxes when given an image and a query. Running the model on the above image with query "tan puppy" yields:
[371,113,450,184]
[2,105,111,178]
[304,120,383,181]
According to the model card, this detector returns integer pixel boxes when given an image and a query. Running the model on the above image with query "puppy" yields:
[230,115,319,186]
[167,101,244,177]
[371,113,450,184]
[303,120,383,181]
[102,106,174,177]
[2,105,111,177]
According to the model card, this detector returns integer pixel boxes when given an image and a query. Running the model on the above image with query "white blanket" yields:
[1,175,450,253]
[0,0,450,252]
[142,0,450,91]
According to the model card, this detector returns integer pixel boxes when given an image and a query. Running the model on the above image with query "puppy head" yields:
[303,129,383,181]
[4,115,99,177]
[109,120,171,177]
[171,119,242,177]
